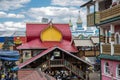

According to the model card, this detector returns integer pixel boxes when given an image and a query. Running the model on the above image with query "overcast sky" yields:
[0,0,89,31]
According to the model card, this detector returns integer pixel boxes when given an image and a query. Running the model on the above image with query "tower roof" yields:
[76,11,82,24]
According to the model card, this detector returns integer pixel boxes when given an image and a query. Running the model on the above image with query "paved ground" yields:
[89,71,100,80]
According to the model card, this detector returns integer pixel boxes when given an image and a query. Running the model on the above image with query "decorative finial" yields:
[49,18,53,27]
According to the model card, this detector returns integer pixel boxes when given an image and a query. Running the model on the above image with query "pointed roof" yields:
[18,47,92,69]
[76,11,82,24]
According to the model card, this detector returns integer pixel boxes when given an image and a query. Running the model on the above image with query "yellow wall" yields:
[41,26,62,41]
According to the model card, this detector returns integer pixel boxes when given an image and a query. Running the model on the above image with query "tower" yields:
[76,11,84,30]
[69,16,73,31]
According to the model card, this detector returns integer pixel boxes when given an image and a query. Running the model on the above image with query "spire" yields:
[49,18,53,27]
[77,10,82,24]
[69,16,73,27]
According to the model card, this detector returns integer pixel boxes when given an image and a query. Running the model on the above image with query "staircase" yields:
[64,60,85,79]
[40,59,85,79]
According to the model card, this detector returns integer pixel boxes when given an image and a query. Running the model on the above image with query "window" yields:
[23,50,31,58]
[115,32,119,44]
[54,51,60,57]
[116,64,120,77]
[104,62,110,74]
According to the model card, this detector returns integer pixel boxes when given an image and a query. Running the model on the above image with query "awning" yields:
[80,0,94,7]
[73,39,94,47]
[0,56,19,61]
[0,51,20,57]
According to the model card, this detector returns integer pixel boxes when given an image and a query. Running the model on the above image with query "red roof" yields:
[18,47,92,69]
[18,69,56,80]
[26,23,72,42]
[17,39,77,52]
[17,23,77,52]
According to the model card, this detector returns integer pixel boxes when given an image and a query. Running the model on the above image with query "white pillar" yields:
[95,1,99,12]
[110,24,115,55]
[100,27,104,54]
[87,6,90,14]
[105,30,108,43]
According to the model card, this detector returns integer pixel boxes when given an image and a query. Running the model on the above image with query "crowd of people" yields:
[45,70,77,80]
[0,61,18,80]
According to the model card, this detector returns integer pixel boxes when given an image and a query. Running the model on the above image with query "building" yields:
[72,37,99,68]
[0,31,26,50]
[16,22,92,80]
[81,0,120,80]
[41,18,49,23]
[70,11,96,38]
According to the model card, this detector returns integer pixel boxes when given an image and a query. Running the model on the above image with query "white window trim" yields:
[104,62,110,74]
[116,64,120,78]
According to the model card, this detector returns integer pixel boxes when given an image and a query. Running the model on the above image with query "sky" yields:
[0,0,90,31]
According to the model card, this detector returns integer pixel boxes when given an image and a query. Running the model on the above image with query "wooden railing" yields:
[100,4,120,21]
[50,59,64,67]
[64,60,85,79]
[102,44,111,54]
[87,12,100,26]
[40,60,49,71]
[85,51,100,56]
[40,59,85,79]
[114,44,120,55]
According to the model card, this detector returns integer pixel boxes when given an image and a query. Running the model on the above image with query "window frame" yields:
[104,62,110,74]
[116,64,120,78]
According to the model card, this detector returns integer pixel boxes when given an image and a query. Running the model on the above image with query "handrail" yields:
[64,60,85,79]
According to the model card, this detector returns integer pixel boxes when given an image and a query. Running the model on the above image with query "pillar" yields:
[87,6,90,14]
[100,27,104,54]
[95,1,99,12]
[110,24,115,55]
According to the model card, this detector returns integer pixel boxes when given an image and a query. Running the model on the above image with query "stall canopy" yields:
[0,50,20,61]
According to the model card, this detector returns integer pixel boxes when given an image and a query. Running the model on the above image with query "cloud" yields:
[0,11,25,18]
[0,22,26,31]
[27,6,79,23]
[51,0,86,6]
[0,0,31,11]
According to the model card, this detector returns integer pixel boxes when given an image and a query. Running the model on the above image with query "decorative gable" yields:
[41,25,62,42]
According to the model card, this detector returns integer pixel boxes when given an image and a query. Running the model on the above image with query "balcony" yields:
[114,44,120,55]
[100,4,120,21]
[102,44,111,54]
[87,12,100,26]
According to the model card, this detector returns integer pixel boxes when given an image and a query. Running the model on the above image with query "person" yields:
[1,73,5,80]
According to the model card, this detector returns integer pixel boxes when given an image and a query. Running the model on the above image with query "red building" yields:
[17,22,92,80]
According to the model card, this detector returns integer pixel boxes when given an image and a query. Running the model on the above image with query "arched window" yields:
[104,62,110,74]
[115,32,120,44]
[116,64,120,77]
